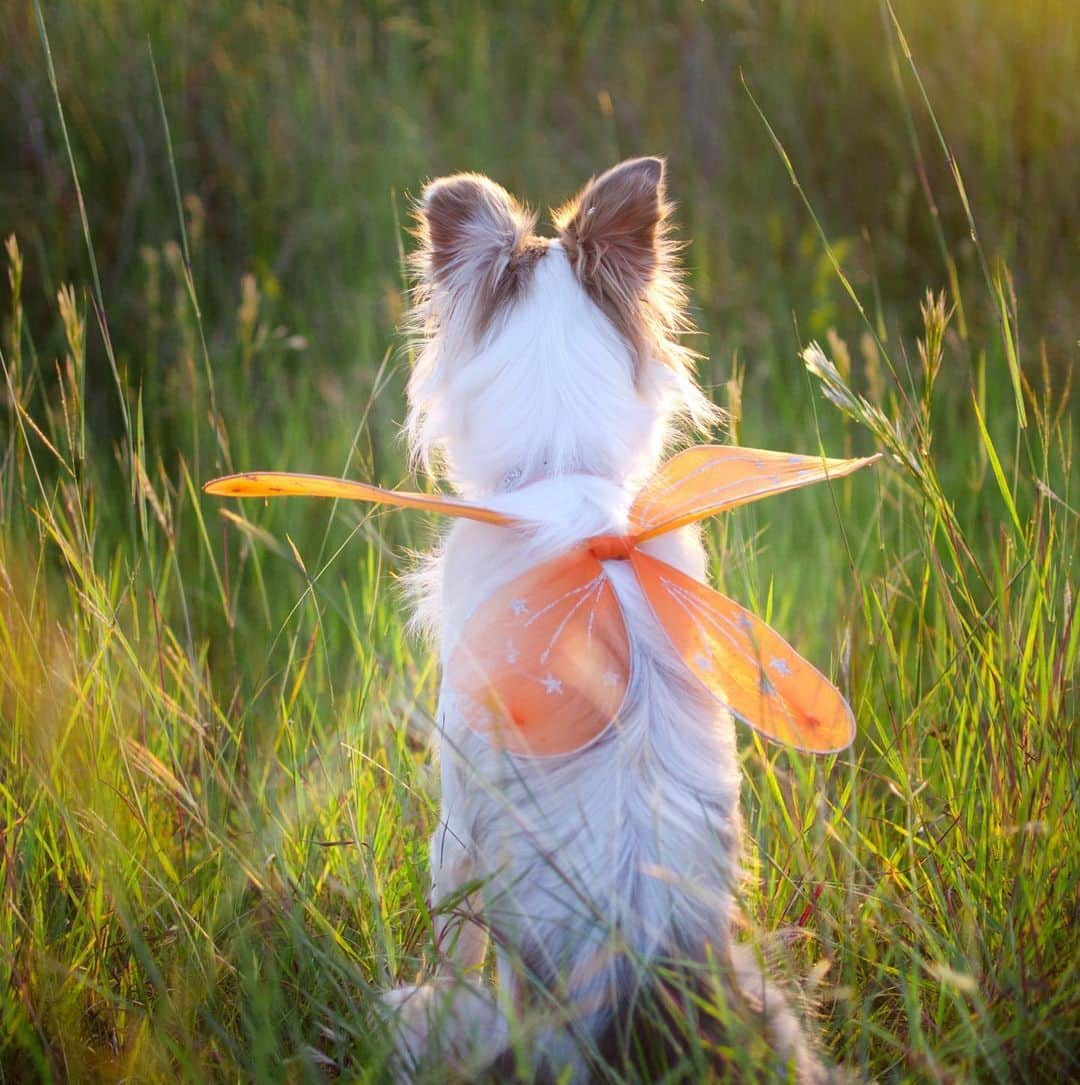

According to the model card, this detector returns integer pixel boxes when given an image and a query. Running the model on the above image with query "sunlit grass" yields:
[2,2,1078,1082]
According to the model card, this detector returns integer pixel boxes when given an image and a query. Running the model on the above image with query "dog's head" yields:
[406,157,715,496]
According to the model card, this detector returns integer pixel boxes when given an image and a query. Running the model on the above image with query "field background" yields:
[1,1,1078,1081]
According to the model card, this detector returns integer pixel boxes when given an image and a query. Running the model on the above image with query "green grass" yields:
[2,1,1078,1081]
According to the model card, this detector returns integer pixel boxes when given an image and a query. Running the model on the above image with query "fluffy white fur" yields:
[385,160,834,1082]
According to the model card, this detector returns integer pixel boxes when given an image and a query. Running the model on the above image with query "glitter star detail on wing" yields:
[204,444,880,756]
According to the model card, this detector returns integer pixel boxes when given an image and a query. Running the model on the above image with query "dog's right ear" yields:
[553,157,668,304]
[553,157,683,377]
[413,174,539,324]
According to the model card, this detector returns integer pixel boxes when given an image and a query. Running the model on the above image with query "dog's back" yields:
[436,477,736,1007]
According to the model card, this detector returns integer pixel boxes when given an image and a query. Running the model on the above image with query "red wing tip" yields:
[785,734,856,756]
[203,476,236,494]
[799,709,857,755]
[203,473,264,495]
[738,710,856,755]
[801,720,857,755]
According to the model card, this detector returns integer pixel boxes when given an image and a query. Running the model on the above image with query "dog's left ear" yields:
[554,157,669,306]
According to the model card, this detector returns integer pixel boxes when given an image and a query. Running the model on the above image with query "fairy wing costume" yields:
[206,445,879,756]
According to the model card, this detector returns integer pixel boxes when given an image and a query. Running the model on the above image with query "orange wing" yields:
[629,445,881,541]
[448,548,630,757]
[631,550,855,753]
[203,471,518,528]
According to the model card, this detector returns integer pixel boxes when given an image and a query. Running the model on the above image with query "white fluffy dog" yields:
[385,157,835,1082]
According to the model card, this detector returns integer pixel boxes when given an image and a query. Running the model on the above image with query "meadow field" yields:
[1,1,1077,1081]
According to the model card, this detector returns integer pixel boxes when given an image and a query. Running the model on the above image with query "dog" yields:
[381,157,839,1082]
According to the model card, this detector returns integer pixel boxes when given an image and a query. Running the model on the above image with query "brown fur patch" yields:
[480,237,547,332]
[414,173,547,336]
[554,156,691,379]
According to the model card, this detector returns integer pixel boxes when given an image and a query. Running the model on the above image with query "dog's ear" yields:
[554,157,677,371]
[413,173,540,326]
[554,156,669,309]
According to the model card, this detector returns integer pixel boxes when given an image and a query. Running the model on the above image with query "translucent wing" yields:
[629,445,881,541]
[448,547,630,757]
[204,471,518,527]
[632,550,855,752]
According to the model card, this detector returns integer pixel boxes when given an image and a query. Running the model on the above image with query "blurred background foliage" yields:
[3,0,1077,451]
[1,2,1078,1081]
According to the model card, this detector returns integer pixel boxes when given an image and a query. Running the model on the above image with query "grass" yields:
[2,1,1078,1081]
